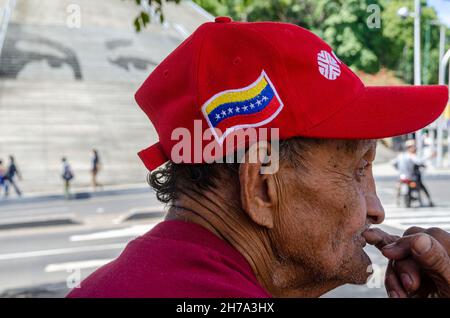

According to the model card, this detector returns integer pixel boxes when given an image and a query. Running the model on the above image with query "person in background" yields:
[0,160,6,197]
[61,157,74,199]
[4,155,22,198]
[91,149,101,190]
[392,140,434,207]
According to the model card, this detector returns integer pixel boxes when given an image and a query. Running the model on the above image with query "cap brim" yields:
[305,85,448,139]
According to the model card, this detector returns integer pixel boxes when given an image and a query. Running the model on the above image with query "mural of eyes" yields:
[108,56,157,71]
[0,25,82,80]
[105,38,157,72]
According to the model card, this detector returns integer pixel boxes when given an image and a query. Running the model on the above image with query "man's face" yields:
[270,139,384,291]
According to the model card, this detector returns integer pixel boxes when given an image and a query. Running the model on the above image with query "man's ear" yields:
[239,143,278,229]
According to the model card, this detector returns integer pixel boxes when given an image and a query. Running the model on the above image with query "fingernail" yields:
[412,236,432,255]
[389,291,399,298]
[383,243,395,250]
[400,273,413,290]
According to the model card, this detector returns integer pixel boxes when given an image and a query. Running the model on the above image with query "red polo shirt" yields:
[67,220,270,298]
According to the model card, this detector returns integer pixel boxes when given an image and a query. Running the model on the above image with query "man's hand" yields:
[363,227,450,298]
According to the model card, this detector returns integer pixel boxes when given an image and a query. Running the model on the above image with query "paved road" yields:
[0,178,449,298]
[0,189,164,296]
[376,178,450,231]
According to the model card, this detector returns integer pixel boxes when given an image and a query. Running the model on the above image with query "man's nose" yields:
[366,194,385,224]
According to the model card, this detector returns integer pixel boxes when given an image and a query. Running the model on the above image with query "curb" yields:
[0,217,80,231]
[0,186,152,207]
[0,282,69,298]
[375,173,450,182]
[114,206,167,224]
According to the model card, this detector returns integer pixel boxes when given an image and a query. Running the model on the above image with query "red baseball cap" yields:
[135,17,449,171]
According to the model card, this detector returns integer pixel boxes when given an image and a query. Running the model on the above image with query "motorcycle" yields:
[399,174,420,208]
[398,163,426,208]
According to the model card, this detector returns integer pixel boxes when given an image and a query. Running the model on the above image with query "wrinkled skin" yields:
[169,139,385,297]
[168,139,449,297]
[265,139,384,294]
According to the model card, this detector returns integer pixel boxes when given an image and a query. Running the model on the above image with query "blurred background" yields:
[0,0,449,298]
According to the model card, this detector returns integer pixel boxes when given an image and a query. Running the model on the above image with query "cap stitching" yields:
[304,85,366,133]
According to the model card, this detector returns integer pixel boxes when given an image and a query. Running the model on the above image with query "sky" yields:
[428,0,450,26]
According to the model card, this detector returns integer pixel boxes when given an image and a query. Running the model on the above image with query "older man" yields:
[68,18,450,298]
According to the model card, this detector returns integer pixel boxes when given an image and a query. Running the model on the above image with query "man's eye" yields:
[357,167,366,177]
[356,161,369,178]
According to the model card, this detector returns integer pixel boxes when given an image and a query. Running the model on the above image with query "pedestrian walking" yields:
[0,160,6,197]
[61,157,74,199]
[4,155,22,198]
[91,149,102,190]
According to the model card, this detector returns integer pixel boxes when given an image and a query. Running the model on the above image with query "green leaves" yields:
[125,0,446,84]
[134,11,149,32]
[124,0,180,32]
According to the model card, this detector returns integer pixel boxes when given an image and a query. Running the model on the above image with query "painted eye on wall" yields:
[108,56,157,72]
[0,31,83,80]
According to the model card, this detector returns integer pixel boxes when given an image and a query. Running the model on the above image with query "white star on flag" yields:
[215,114,221,121]
[221,110,226,117]
[235,106,240,113]
[256,99,262,106]
[250,103,255,109]
[242,105,248,111]
[262,96,268,101]
[228,107,233,114]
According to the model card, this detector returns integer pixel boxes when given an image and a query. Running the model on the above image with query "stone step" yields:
[0,0,210,193]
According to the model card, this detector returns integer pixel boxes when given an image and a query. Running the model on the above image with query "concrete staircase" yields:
[0,0,211,194]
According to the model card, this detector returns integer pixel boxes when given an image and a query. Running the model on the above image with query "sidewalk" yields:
[373,162,450,180]
[0,183,151,207]
[372,142,450,179]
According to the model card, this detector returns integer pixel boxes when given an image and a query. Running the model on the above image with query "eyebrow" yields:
[337,139,376,165]
[335,139,370,154]
[358,140,377,160]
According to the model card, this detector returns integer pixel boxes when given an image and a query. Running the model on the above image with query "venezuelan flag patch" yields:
[201,70,284,144]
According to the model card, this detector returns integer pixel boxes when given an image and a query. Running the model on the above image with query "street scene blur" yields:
[1,0,450,298]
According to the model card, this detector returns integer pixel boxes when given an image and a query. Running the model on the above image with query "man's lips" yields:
[358,225,371,247]
[358,235,367,247]
[362,238,367,247]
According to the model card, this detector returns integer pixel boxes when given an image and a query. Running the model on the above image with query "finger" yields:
[382,233,450,283]
[404,227,450,254]
[385,260,408,298]
[363,228,400,250]
[382,233,428,259]
[424,228,450,255]
[391,259,421,293]
[410,234,450,280]
[404,226,426,236]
